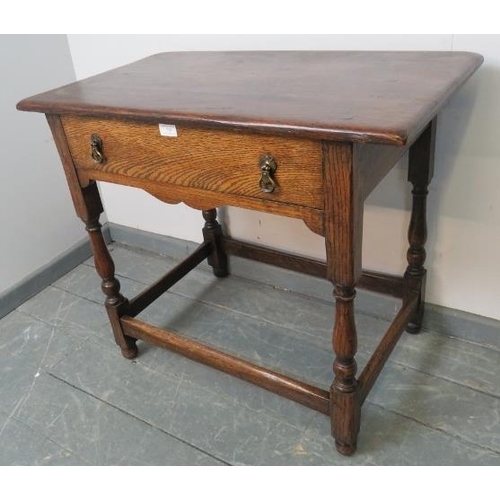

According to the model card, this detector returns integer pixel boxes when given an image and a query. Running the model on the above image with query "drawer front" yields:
[61,116,324,209]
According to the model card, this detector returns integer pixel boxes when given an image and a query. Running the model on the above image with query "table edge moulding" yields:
[17,50,483,456]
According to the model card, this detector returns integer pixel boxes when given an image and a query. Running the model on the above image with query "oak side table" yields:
[18,51,483,455]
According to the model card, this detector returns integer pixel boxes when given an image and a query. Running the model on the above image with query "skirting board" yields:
[108,222,500,350]
[0,225,111,320]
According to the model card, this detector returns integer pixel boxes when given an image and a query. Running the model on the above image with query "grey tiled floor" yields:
[1,242,500,465]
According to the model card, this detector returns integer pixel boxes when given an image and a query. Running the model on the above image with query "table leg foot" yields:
[202,208,229,278]
[212,267,229,278]
[335,440,357,456]
[406,303,424,333]
[406,323,421,334]
[120,342,138,359]
[405,275,426,334]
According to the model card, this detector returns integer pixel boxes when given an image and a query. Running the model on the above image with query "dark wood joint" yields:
[202,209,229,278]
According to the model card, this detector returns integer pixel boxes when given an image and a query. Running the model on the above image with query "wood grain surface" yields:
[18,51,483,456]
[74,167,326,236]
[62,116,324,209]
[222,237,405,297]
[322,141,363,455]
[18,51,482,145]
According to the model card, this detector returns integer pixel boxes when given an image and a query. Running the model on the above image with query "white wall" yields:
[67,35,500,321]
[0,35,84,295]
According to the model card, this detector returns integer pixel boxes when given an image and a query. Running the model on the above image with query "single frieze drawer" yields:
[61,116,324,209]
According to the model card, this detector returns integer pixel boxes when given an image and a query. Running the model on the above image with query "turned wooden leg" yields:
[84,216,137,359]
[404,119,436,334]
[80,184,137,359]
[202,208,229,278]
[323,142,363,455]
[331,285,361,455]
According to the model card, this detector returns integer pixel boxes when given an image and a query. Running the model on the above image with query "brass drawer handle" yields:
[90,133,106,164]
[259,154,277,193]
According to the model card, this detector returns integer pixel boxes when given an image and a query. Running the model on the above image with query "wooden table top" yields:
[17,51,483,146]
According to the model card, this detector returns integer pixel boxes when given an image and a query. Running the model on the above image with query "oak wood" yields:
[75,167,326,236]
[46,114,102,220]
[404,119,436,333]
[323,142,363,284]
[47,113,137,359]
[358,294,419,404]
[127,242,211,317]
[121,316,330,415]
[202,209,229,277]
[61,116,324,209]
[330,285,360,456]
[18,51,484,456]
[323,142,362,456]
[355,142,408,199]
[19,51,482,145]
[224,237,326,278]
[222,237,404,297]
[358,270,404,298]
[85,216,137,358]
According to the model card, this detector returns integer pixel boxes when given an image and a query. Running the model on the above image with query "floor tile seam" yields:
[128,351,316,432]
[0,380,91,464]
[106,243,409,317]
[47,276,500,355]
[20,286,497,381]
[51,271,500,398]
[14,308,59,328]
[385,358,500,401]
[105,320,491,407]
[52,334,314,434]
[157,294,500,402]
[428,332,500,354]
[104,243,500,343]
[46,372,231,466]
[140,284,467,351]
[50,284,104,307]
[162,288,338,343]
[21,320,499,454]
[46,276,371,369]
[65,266,336,346]
[47,337,95,372]
[84,247,339,307]
[13,308,101,362]
[87,264,500,352]
[39,285,500,411]
[137,292,500,400]
[7,413,92,465]
[108,241,333,301]
[84,250,490,347]
[366,400,500,457]
[112,241,191,262]
[14,314,500,444]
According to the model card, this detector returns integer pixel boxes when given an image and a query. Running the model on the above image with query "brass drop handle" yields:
[90,133,106,164]
[259,154,277,193]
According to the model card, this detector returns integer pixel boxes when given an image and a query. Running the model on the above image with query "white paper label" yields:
[159,124,178,137]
